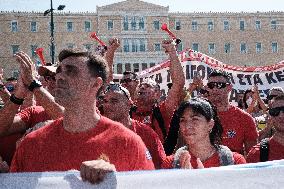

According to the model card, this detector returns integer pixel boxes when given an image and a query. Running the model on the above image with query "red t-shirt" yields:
[218,105,258,154]
[10,116,154,172]
[131,119,166,169]
[246,138,284,163]
[0,106,50,165]
[132,102,174,143]
[162,151,246,169]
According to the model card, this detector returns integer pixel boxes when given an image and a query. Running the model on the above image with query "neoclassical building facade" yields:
[1,0,284,78]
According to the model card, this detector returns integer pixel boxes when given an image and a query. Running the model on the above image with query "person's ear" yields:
[227,84,233,92]
[89,77,103,92]
[208,119,214,132]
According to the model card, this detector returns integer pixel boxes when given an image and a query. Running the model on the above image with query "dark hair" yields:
[122,71,138,80]
[6,77,17,82]
[208,70,231,84]
[176,97,223,148]
[58,49,109,84]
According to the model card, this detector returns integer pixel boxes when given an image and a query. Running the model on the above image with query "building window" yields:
[31,45,38,57]
[123,16,129,31]
[154,43,161,51]
[67,22,73,32]
[49,22,56,32]
[133,63,139,72]
[139,17,145,30]
[224,43,231,53]
[150,63,155,67]
[192,43,199,52]
[107,20,113,30]
[272,42,278,53]
[139,39,146,52]
[240,43,247,53]
[271,20,277,30]
[117,63,123,74]
[11,21,18,32]
[67,43,75,49]
[123,39,129,52]
[131,39,138,52]
[177,42,183,52]
[153,21,160,30]
[192,21,198,31]
[142,63,148,70]
[256,42,262,53]
[240,20,245,31]
[125,63,131,71]
[85,21,91,32]
[208,43,215,54]
[255,20,261,30]
[30,21,37,32]
[224,21,229,31]
[84,44,92,51]
[131,17,136,30]
[11,45,19,54]
[175,20,181,30]
[208,21,214,31]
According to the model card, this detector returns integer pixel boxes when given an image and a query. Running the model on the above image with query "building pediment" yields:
[97,0,169,12]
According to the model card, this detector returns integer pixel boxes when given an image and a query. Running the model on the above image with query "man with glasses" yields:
[205,70,258,155]
[102,83,166,169]
[120,71,139,100]
[247,95,284,162]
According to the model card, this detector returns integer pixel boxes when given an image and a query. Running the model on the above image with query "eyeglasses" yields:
[268,106,284,117]
[267,95,277,101]
[120,78,134,84]
[105,83,130,99]
[207,82,229,89]
[44,75,56,82]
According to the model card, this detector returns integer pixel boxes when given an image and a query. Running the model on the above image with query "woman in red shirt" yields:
[162,97,246,169]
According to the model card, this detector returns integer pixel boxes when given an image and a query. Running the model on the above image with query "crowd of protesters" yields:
[0,37,283,184]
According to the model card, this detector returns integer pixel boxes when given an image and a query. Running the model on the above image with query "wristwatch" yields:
[28,80,42,92]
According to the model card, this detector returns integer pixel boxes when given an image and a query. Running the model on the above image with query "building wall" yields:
[1,1,284,79]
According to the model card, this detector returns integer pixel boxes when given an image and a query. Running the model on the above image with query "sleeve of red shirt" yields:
[232,152,246,164]
[161,155,174,169]
[9,138,27,172]
[246,144,261,163]
[116,134,155,171]
[243,113,258,142]
[17,106,50,129]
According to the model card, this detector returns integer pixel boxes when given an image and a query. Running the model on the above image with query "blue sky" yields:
[1,0,284,12]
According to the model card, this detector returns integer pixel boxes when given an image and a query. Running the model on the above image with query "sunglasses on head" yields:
[207,82,229,89]
[105,83,130,99]
[120,78,134,84]
[44,75,56,82]
[267,95,277,101]
[268,106,284,117]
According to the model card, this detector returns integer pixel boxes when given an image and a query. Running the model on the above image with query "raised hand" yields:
[162,39,177,54]
[108,38,120,51]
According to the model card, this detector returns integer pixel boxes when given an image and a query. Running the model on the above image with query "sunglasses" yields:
[6,84,14,92]
[199,88,209,95]
[207,82,229,89]
[44,75,56,82]
[105,83,130,99]
[120,78,134,84]
[268,106,284,117]
[267,95,277,101]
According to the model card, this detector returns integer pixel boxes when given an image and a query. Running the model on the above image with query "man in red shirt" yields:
[102,83,166,169]
[120,71,139,100]
[0,55,63,165]
[132,39,185,143]
[247,95,284,163]
[205,70,258,155]
[10,49,154,173]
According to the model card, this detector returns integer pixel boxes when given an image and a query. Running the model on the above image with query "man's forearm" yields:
[34,87,64,120]
[168,52,185,88]
[105,49,115,83]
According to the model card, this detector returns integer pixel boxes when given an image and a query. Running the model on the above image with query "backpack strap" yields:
[172,146,188,168]
[152,105,167,140]
[217,145,235,166]
[260,138,270,162]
